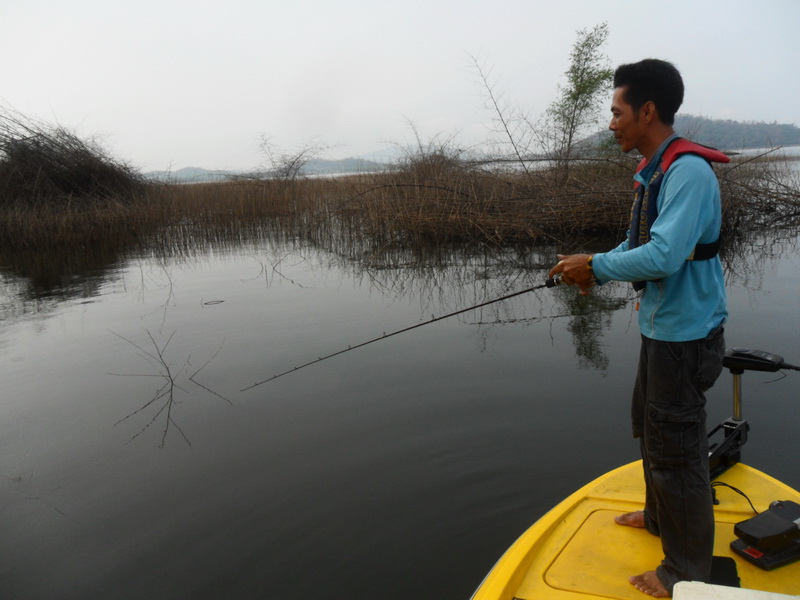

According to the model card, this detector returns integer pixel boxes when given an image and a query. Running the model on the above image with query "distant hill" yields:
[674,115,800,150]
[144,157,386,183]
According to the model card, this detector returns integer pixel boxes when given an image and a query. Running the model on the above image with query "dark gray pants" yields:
[631,325,725,593]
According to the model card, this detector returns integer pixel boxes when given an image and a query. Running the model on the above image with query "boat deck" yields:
[472,461,800,599]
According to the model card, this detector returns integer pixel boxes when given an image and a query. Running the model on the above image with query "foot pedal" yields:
[731,500,800,570]
[731,538,800,571]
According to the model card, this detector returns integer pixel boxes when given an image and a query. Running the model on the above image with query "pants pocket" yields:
[693,325,725,392]
[647,401,704,468]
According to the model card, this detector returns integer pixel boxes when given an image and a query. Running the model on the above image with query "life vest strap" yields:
[689,238,721,261]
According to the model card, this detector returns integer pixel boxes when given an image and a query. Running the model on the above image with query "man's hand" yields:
[548,253,596,296]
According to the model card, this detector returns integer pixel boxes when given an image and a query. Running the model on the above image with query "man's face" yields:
[609,86,642,154]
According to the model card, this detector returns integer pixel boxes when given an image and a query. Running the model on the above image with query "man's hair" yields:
[613,59,684,126]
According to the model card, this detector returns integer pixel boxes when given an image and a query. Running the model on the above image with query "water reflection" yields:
[4,226,798,400]
[557,288,629,371]
[3,239,131,296]
[1,227,799,599]
[2,233,639,448]
[0,245,122,324]
[109,329,230,447]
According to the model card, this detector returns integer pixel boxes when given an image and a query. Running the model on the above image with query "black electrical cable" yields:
[712,481,760,514]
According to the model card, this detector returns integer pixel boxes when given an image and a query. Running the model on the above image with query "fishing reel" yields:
[546,275,562,287]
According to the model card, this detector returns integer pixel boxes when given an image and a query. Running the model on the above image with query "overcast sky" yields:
[3,0,798,171]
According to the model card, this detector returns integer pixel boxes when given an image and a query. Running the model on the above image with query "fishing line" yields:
[241,276,562,391]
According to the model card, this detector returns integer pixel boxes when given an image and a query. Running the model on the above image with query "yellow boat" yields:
[471,349,800,600]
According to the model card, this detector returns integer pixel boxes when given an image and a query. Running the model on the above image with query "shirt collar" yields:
[634,133,680,186]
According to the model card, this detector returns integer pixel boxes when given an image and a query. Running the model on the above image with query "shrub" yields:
[0,108,145,205]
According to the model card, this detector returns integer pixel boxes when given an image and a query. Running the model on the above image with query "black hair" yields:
[613,59,684,126]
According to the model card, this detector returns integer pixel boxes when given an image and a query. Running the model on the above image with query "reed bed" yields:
[335,156,634,252]
[718,151,800,235]
[4,107,798,313]
[2,110,798,265]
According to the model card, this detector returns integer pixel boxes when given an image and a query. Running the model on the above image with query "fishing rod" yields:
[241,275,562,391]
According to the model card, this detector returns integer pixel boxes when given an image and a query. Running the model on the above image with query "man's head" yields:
[613,59,684,126]
[609,59,684,156]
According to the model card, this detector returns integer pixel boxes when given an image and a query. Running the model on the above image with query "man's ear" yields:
[640,101,659,125]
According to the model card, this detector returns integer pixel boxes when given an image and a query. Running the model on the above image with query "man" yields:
[548,59,728,597]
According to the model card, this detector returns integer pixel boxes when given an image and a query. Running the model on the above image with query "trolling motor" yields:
[708,348,799,480]
[706,348,800,570]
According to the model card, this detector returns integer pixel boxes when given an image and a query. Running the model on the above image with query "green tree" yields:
[544,23,613,167]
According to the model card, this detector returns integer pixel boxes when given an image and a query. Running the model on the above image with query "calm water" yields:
[1,234,798,599]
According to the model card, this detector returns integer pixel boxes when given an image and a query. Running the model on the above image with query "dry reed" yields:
[0,107,145,205]
[2,143,798,263]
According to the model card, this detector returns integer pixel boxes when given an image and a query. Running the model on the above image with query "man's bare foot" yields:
[629,571,670,597]
[615,510,646,528]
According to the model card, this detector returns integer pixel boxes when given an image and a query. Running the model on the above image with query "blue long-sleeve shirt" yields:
[592,150,728,342]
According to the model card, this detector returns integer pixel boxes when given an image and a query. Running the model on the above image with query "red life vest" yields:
[629,137,729,291]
